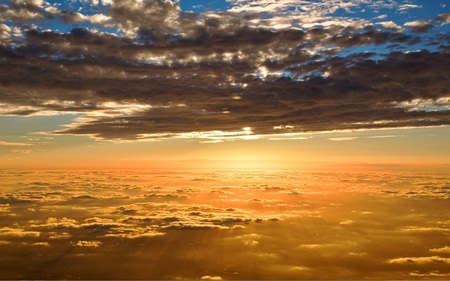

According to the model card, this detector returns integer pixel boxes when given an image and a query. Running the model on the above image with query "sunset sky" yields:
[1,0,450,170]
[1,1,450,280]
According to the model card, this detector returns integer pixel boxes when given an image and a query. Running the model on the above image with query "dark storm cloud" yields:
[0,1,449,140]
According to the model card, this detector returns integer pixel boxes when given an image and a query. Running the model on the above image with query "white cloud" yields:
[404,20,433,33]
[0,24,11,40]
[398,4,422,11]
[0,204,10,213]
[430,246,450,254]
[0,141,32,146]
[339,219,354,225]
[12,0,44,8]
[33,241,50,246]
[393,98,450,112]
[379,21,403,31]
[201,275,222,280]
[44,6,59,14]
[329,137,358,141]
[88,13,112,24]
[74,240,102,247]
[388,256,450,264]
[289,266,308,271]
[244,240,259,246]
[367,135,400,139]
[410,271,450,277]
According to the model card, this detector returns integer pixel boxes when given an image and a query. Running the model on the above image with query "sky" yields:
[1,0,450,170]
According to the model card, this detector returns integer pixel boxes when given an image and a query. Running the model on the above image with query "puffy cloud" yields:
[13,0,43,9]
[379,21,403,31]
[0,0,45,22]
[0,203,9,213]
[42,6,112,25]
[41,217,79,228]
[244,239,260,246]
[404,20,434,33]
[430,246,450,254]
[28,214,166,239]
[110,0,180,38]
[74,240,102,247]
[88,13,112,24]
[0,23,11,40]
[113,201,255,230]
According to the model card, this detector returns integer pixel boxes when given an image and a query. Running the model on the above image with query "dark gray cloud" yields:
[0,1,449,141]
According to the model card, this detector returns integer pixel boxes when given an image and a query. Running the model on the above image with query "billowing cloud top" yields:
[0,0,449,141]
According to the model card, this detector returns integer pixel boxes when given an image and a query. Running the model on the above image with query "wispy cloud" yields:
[328,137,358,141]
[387,256,450,264]
[0,141,32,146]
[0,227,40,238]
[398,4,422,11]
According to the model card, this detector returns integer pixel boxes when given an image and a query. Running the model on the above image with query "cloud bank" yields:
[0,0,449,141]
[1,170,450,279]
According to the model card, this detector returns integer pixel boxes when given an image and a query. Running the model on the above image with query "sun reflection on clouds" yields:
[0,169,449,279]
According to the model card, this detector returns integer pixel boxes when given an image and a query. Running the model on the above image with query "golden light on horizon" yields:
[213,153,282,170]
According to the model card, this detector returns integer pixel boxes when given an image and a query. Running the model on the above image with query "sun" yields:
[215,153,282,171]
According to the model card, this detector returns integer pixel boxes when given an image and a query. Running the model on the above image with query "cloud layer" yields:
[0,0,449,141]
[1,170,449,279]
